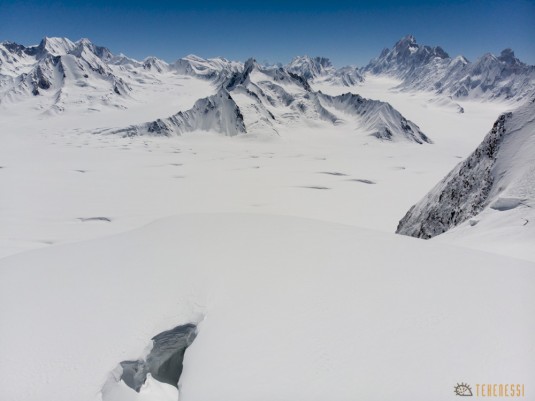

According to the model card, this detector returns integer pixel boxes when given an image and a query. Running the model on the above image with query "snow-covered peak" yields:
[109,53,141,67]
[71,38,113,62]
[105,89,246,137]
[365,35,449,76]
[179,54,242,71]
[0,41,36,76]
[224,57,261,91]
[142,56,169,73]
[366,35,535,102]
[243,57,258,71]
[478,52,498,62]
[285,55,363,87]
[451,55,469,66]
[36,37,76,56]
[76,38,92,46]
[394,35,448,59]
[173,54,243,83]
[466,50,532,83]
[364,35,450,77]
[393,34,417,49]
[286,55,335,80]
[0,41,26,55]
[498,48,521,66]
[182,54,206,62]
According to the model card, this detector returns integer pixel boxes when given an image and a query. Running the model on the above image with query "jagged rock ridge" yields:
[102,89,246,137]
[396,96,535,238]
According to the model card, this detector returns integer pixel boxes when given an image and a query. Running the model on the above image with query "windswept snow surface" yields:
[1,214,534,401]
[2,36,535,401]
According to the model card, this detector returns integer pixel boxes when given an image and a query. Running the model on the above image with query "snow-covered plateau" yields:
[1,36,534,401]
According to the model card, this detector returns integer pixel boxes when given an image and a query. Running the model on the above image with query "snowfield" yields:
[1,214,534,401]
[0,73,514,259]
[1,35,534,401]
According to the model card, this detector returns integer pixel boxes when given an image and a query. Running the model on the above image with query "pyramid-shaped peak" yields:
[396,34,417,46]
[76,38,94,46]
[38,37,76,55]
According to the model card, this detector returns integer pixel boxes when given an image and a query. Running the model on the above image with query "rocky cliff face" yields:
[397,97,535,238]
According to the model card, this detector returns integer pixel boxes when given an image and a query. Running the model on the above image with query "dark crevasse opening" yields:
[119,323,197,392]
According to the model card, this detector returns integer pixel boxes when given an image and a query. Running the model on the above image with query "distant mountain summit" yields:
[286,55,363,86]
[173,54,243,84]
[364,35,535,102]
[286,56,335,80]
[364,35,449,76]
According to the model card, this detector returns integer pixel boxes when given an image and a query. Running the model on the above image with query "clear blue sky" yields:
[1,0,534,66]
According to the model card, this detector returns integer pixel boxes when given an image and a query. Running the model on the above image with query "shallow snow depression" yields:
[116,324,197,392]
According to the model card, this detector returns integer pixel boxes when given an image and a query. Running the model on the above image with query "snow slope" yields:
[397,96,535,260]
[1,214,533,401]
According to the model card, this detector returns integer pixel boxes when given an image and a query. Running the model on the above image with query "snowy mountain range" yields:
[364,35,535,102]
[0,37,130,112]
[2,35,534,109]
[102,57,429,142]
[0,36,430,142]
[2,35,533,127]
